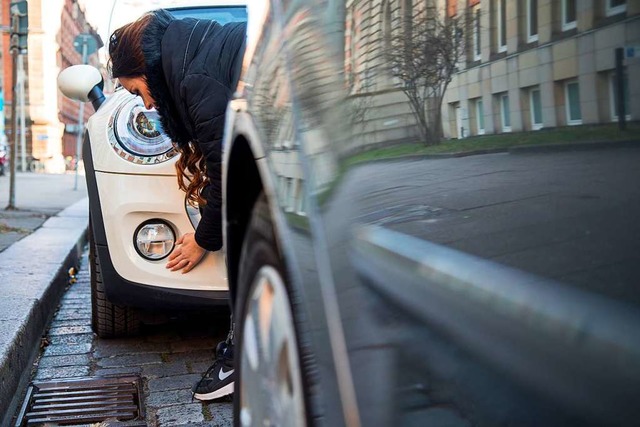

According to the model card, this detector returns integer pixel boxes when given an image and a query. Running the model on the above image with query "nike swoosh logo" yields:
[218,368,234,381]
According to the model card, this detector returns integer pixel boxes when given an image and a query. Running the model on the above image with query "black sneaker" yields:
[192,341,235,401]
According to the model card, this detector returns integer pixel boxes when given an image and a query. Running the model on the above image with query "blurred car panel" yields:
[225,1,640,426]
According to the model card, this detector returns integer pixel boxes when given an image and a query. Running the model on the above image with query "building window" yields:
[530,87,543,130]
[606,0,626,17]
[562,0,576,31]
[497,0,507,52]
[527,0,538,42]
[403,0,413,38]
[348,10,360,91]
[473,5,482,60]
[350,14,357,77]
[286,177,295,212]
[476,98,485,135]
[278,176,287,203]
[382,1,392,53]
[565,80,582,125]
[381,1,400,87]
[500,93,511,132]
[610,70,630,121]
[295,179,307,215]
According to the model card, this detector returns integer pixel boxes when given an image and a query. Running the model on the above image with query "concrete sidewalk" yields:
[0,197,89,424]
[0,172,88,252]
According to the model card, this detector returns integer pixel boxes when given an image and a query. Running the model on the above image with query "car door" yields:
[279,1,640,427]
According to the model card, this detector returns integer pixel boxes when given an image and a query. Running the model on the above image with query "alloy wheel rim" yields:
[240,265,306,427]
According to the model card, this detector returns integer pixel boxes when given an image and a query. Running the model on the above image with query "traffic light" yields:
[10,0,28,52]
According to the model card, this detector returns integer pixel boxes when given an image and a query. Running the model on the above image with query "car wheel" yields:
[89,219,140,338]
[234,193,310,427]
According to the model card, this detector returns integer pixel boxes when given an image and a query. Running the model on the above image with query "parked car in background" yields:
[57,1,247,338]
[223,1,640,426]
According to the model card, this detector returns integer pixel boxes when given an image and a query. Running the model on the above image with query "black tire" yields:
[89,221,141,338]
[233,192,314,426]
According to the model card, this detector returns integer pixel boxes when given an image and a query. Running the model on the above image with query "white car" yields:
[58,2,247,338]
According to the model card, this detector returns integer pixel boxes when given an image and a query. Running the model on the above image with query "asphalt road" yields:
[345,145,640,305]
[13,250,232,426]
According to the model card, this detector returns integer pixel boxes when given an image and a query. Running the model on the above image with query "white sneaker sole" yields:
[194,382,234,401]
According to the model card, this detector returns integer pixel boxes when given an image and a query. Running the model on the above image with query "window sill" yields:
[489,51,508,62]
[611,115,632,122]
[606,6,627,17]
[552,27,578,42]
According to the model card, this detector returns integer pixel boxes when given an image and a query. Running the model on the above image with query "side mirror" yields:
[57,65,105,110]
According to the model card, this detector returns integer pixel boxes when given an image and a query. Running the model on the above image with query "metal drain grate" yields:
[14,376,145,426]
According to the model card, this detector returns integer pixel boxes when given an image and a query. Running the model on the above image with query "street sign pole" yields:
[8,40,19,209]
[18,54,26,172]
[6,0,28,210]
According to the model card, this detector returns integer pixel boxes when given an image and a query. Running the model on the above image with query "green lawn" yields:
[345,123,640,164]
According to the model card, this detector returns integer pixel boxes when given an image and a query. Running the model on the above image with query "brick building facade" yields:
[0,0,100,172]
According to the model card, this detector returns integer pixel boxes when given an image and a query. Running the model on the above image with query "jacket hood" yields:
[143,13,246,148]
[142,11,193,146]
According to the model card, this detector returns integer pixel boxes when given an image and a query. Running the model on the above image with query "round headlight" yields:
[111,96,176,159]
[134,220,175,261]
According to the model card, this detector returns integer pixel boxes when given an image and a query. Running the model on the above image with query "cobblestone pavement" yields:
[22,249,232,426]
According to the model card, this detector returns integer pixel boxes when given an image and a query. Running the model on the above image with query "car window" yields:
[169,6,247,23]
[107,4,247,42]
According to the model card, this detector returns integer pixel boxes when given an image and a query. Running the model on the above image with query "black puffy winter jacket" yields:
[143,10,246,251]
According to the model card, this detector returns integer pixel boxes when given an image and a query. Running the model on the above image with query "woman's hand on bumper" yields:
[166,233,206,274]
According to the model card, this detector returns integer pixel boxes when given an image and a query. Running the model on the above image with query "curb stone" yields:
[364,138,640,163]
[0,198,88,426]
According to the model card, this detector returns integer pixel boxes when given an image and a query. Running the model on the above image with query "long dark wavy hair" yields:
[108,11,207,207]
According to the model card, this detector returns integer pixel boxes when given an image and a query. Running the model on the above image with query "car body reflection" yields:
[224,1,640,426]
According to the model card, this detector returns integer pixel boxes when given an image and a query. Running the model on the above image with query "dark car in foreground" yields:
[224,1,640,426]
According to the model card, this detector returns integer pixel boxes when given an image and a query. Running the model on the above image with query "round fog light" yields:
[134,220,175,260]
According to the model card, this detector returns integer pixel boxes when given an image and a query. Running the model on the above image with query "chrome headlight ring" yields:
[133,219,176,261]
[107,96,178,164]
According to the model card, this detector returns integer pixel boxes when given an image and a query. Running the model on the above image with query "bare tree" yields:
[385,7,465,145]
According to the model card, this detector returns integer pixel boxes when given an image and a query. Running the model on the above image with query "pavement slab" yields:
[41,342,92,356]
[143,361,192,378]
[47,332,94,345]
[34,365,91,380]
[0,212,48,252]
[97,352,165,368]
[156,403,206,426]
[38,353,91,368]
[147,373,203,393]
